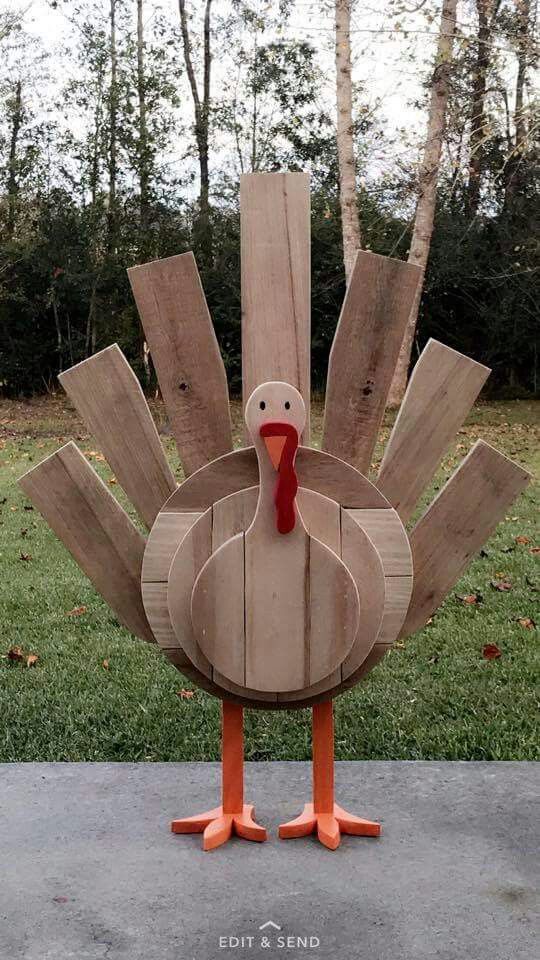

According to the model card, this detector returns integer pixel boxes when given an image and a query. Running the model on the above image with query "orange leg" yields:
[279,700,381,850]
[171,701,267,851]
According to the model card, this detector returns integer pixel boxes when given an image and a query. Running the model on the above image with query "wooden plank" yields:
[346,509,412,575]
[322,251,421,472]
[340,510,386,679]
[241,172,311,441]
[377,339,490,522]
[191,533,246,687]
[128,252,233,475]
[401,440,531,637]
[166,508,213,677]
[141,511,201,581]
[18,442,154,644]
[59,344,176,529]
[377,577,413,644]
[165,446,391,513]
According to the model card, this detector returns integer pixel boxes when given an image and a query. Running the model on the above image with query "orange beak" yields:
[263,434,287,471]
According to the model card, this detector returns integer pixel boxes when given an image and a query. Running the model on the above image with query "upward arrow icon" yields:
[259,921,281,931]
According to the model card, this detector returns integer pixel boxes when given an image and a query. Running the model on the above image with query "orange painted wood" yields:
[241,173,311,440]
[322,251,421,473]
[19,442,154,644]
[402,439,531,637]
[59,344,176,529]
[377,339,490,522]
[128,252,232,475]
[313,700,334,814]
[222,701,244,814]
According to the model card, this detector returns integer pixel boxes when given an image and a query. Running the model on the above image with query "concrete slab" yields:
[0,762,538,960]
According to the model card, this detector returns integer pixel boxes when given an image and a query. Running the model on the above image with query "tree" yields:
[178,0,212,261]
[467,0,501,214]
[335,0,361,282]
[388,0,458,407]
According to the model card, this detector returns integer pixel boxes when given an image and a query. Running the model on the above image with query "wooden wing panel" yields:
[377,339,490,522]
[401,440,531,637]
[18,442,154,644]
[322,251,421,472]
[59,344,176,529]
[241,172,311,440]
[128,252,232,475]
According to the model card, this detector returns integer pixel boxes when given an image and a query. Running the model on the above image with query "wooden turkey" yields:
[20,173,530,852]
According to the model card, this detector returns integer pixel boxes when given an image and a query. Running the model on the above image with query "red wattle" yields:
[259,422,299,535]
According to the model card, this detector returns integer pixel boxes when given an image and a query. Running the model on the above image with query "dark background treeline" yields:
[0,1,538,398]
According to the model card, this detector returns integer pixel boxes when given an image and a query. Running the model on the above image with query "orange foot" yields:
[171,804,267,851]
[279,803,380,851]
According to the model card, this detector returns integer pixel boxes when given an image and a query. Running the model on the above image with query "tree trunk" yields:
[178,0,212,262]
[335,0,361,283]
[6,79,22,239]
[387,0,457,407]
[467,0,497,215]
[503,0,531,210]
[137,0,150,259]
[107,0,118,255]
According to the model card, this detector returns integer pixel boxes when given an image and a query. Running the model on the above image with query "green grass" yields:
[0,396,538,762]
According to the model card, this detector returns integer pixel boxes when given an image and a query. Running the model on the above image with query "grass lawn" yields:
[0,394,538,762]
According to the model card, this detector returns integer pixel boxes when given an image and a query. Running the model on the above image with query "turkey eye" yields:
[284,401,291,410]
[259,401,266,410]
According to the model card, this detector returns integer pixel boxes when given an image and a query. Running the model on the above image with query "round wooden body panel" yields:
[142,447,413,708]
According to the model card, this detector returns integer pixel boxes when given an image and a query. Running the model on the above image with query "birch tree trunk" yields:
[335,0,361,283]
[388,0,458,407]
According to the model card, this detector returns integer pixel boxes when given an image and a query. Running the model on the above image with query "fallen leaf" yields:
[26,653,39,667]
[483,643,501,660]
[394,639,406,649]
[177,689,195,699]
[456,593,482,605]
[491,579,512,591]
[108,477,117,485]
[516,617,535,630]
[530,547,540,555]
[19,552,32,562]
[66,605,87,617]
[102,659,109,670]
[7,646,24,662]
[515,535,530,545]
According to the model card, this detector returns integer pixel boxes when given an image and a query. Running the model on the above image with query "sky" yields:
[4,0,525,191]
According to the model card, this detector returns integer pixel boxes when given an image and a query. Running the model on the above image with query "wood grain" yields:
[19,441,154,643]
[377,339,490,522]
[141,511,201,581]
[191,533,246,686]
[401,439,531,637]
[166,507,213,676]
[164,446,391,512]
[346,508,412,575]
[322,250,421,472]
[128,252,232,475]
[59,344,176,529]
[241,172,311,441]
[340,509,386,678]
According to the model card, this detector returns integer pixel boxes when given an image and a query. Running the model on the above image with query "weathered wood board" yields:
[377,339,490,522]
[19,442,154,644]
[163,446,392,513]
[401,439,530,637]
[322,250,421,473]
[59,344,176,529]
[128,252,233,475]
[241,173,311,441]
